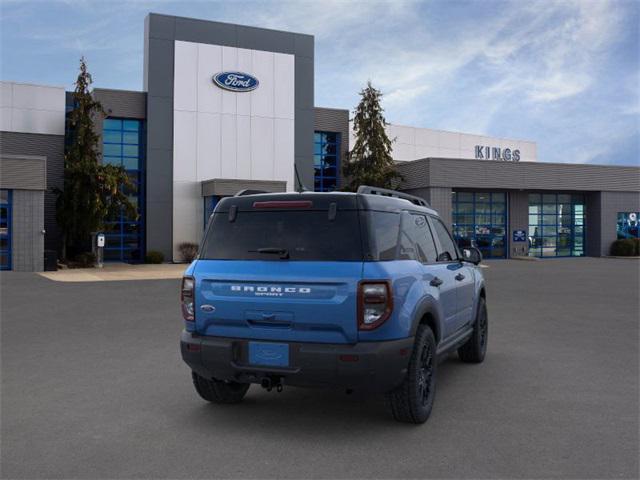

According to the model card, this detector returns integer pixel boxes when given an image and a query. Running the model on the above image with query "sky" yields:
[1,0,638,166]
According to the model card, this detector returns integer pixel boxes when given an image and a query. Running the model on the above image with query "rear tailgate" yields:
[194,260,362,344]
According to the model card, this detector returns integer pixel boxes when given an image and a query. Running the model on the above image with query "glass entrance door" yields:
[0,190,12,270]
[528,193,585,257]
[452,191,507,259]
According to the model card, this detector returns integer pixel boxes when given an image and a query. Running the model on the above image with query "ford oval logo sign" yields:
[212,72,259,92]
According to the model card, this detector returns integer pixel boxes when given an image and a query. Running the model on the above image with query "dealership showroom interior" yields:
[1,3,639,480]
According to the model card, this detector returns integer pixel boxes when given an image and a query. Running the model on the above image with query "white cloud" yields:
[1,0,636,165]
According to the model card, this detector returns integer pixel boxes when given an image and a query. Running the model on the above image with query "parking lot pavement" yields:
[1,258,638,479]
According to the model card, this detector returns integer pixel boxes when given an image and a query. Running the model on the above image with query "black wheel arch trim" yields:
[409,297,443,343]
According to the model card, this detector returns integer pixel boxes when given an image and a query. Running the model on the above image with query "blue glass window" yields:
[0,189,12,270]
[314,131,340,192]
[102,118,145,263]
[452,191,507,259]
[203,196,220,228]
[528,193,585,257]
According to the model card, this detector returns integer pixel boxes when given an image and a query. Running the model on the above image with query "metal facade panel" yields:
[598,191,640,256]
[0,155,46,190]
[396,159,430,190]
[585,192,602,257]
[0,132,61,251]
[397,158,640,192]
[429,187,453,228]
[388,123,538,163]
[508,191,529,257]
[201,178,286,197]
[0,82,65,136]
[404,187,452,228]
[94,89,147,119]
[11,189,44,271]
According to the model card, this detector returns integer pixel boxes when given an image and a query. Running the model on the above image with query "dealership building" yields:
[1,13,639,271]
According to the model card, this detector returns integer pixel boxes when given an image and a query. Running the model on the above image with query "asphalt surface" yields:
[1,258,639,479]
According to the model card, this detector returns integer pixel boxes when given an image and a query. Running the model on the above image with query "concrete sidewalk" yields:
[37,263,187,282]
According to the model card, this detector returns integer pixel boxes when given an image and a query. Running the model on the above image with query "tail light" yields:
[358,281,393,330]
[181,276,195,322]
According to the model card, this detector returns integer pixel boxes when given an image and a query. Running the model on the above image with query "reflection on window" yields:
[617,212,639,239]
[102,118,145,262]
[314,131,340,192]
[528,193,585,257]
[452,191,506,258]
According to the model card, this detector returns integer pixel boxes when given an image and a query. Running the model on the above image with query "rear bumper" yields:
[180,330,414,393]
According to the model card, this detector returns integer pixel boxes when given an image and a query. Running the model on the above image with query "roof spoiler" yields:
[357,185,430,208]
[234,189,268,197]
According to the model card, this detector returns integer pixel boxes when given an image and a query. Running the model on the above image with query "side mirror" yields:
[462,247,482,265]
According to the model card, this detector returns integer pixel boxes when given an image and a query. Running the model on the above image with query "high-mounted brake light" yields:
[357,281,393,330]
[253,200,313,209]
[181,276,195,322]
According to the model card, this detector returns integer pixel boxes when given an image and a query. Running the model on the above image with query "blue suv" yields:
[180,186,488,423]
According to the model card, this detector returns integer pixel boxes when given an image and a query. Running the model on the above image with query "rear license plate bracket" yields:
[248,342,290,367]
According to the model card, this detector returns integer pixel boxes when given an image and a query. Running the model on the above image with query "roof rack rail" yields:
[234,189,268,197]
[357,185,430,207]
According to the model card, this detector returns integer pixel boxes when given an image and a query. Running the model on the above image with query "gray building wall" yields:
[0,132,63,252]
[508,191,529,257]
[585,192,602,257]
[397,158,640,192]
[0,154,46,271]
[314,107,349,189]
[201,178,286,197]
[11,189,44,271]
[404,187,452,227]
[143,13,315,260]
[594,191,640,256]
[94,89,147,119]
[398,157,640,258]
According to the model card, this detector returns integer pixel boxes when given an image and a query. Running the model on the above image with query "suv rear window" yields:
[200,210,363,261]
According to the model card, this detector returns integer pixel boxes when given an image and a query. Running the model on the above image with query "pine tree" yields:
[55,57,135,260]
[342,81,400,191]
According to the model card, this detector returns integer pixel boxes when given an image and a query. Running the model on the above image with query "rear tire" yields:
[191,372,250,404]
[458,297,488,363]
[386,325,437,424]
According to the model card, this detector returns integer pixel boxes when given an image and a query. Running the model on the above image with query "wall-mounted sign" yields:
[512,230,527,242]
[617,212,639,239]
[475,146,520,162]
[212,72,259,92]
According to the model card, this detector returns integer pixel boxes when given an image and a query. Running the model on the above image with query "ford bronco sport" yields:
[180,186,487,424]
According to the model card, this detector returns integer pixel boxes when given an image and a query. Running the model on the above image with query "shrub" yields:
[610,238,639,256]
[178,242,199,263]
[145,250,164,264]
[74,252,96,268]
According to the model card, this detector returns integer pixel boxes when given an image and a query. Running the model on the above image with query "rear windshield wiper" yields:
[249,247,290,259]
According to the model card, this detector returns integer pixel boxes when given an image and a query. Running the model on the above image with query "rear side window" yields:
[200,210,363,261]
[364,211,438,263]
[431,217,459,262]
[365,211,401,260]
[401,214,438,263]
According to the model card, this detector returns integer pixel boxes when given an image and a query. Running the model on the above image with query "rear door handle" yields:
[430,277,443,287]
[455,273,465,281]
